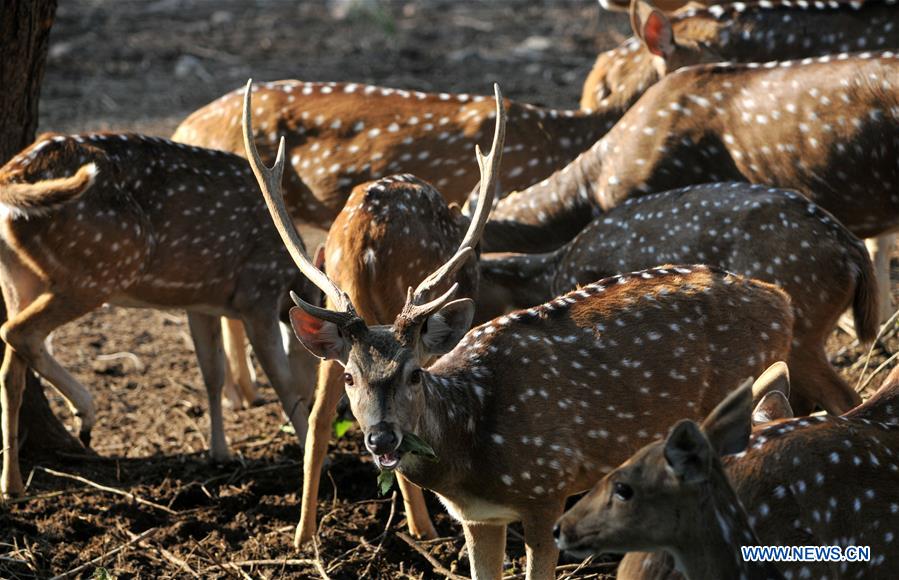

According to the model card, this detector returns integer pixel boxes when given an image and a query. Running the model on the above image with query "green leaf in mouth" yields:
[399,431,438,461]
[377,469,396,496]
[374,432,438,494]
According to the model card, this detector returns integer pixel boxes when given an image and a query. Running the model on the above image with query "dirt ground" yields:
[1,1,896,578]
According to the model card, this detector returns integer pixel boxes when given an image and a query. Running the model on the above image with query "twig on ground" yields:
[34,466,178,515]
[229,559,319,568]
[396,531,468,580]
[362,491,398,576]
[125,529,200,578]
[49,527,158,580]
[855,307,899,391]
[857,350,899,392]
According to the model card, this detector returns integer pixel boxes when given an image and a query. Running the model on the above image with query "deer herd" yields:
[2,0,899,578]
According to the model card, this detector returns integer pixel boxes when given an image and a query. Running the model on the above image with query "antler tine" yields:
[242,80,357,321]
[408,83,507,307]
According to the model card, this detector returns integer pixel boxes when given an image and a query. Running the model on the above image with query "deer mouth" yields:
[376,450,402,470]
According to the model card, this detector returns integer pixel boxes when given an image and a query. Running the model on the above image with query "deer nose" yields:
[552,523,562,541]
[366,423,399,454]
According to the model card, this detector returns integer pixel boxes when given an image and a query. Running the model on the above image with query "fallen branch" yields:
[125,529,200,578]
[396,531,468,580]
[50,527,158,580]
[855,307,899,392]
[230,559,319,567]
[34,466,178,515]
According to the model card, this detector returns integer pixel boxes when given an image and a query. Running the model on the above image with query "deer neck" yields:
[532,106,621,149]
[398,368,489,490]
[485,144,603,253]
[671,470,783,580]
[477,250,560,318]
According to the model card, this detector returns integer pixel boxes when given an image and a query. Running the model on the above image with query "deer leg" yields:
[461,520,507,580]
[222,317,258,409]
[396,475,438,539]
[187,312,230,462]
[788,345,861,415]
[1,293,98,446]
[296,359,342,547]
[521,506,565,580]
[283,321,318,405]
[866,234,895,324]
[242,311,310,444]
[1,346,27,497]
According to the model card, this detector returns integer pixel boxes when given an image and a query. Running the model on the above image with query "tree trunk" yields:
[0,0,83,456]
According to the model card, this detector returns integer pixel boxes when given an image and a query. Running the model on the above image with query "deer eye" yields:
[613,482,634,501]
[343,373,354,387]
[409,369,423,385]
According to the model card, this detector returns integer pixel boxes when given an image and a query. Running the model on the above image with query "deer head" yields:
[242,79,506,469]
[585,0,723,110]
[553,376,755,556]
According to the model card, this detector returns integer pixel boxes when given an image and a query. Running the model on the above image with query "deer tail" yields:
[0,163,98,217]
[851,238,880,344]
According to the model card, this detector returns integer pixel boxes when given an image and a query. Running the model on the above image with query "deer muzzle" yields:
[365,422,403,469]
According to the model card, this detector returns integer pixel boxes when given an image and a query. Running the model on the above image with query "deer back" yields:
[174,81,612,227]
[582,0,899,110]
[325,174,478,324]
[596,53,899,237]
[483,182,876,340]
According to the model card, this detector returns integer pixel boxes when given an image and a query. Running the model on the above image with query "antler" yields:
[242,79,360,326]
[401,83,507,322]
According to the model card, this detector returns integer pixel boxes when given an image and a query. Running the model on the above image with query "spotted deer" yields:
[0,133,319,498]
[297,173,482,546]
[245,81,796,579]
[174,80,622,226]
[487,51,899,323]
[480,182,878,414]
[581,0,899,111]
[556,361,899,579]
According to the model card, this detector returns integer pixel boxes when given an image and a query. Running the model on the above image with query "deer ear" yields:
[632,1,674,59]
[313,244,327,271]
[700,378,753,457]
[420,298,475,356]
[664,420,711,483]
[289,306,349,363]
[752,391,794,426]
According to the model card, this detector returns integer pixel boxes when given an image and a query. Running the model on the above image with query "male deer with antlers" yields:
[245,81,797,578]
[556,361,899,579]
[0,133,318,498]
[479,182,878,414]
[297,173,481,546]
[486,51,899,323]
